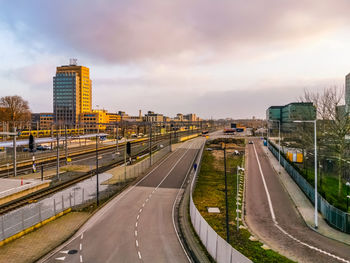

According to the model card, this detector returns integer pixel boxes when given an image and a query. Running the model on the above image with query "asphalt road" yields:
[245,138,350,263]
[41,138,204,263]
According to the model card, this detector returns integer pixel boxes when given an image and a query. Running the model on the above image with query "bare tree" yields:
[0,95,31,129]
[299,86,350,197]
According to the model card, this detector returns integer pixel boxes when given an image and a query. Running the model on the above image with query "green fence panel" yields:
[267,142,350,233]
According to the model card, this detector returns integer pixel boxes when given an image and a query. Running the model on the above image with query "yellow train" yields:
[19,128,85,138]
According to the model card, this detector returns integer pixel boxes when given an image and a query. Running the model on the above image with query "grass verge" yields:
[193,140,294,263]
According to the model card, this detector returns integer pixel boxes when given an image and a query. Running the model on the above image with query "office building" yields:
[31,113,54,130]
[267,102,316,133]
[53,59,92,126]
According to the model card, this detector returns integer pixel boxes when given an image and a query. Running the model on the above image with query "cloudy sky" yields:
[0,0,349,119]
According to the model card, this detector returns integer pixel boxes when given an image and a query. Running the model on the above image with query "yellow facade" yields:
[56,65,92,114]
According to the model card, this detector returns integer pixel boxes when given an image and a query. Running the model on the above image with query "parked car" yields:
[248,141,253,144]
[36,145,50,151]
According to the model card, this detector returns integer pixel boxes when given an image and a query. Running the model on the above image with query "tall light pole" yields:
[223,144,229,243]
[270,120,281,173]
[346,182,350,212]
[294,119,318,229]
[96,135,99,206]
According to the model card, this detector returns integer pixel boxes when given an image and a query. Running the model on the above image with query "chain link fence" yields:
[268,142,350,233]
[0,145,171,243]
[189,143,252,263]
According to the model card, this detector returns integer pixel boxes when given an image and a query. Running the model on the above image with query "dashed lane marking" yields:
[136,240,139,247]
[138,251,142,260]
[80,255,83,263]
[80,243,82,251]
[252,143,350,263]
[135,230,138,237]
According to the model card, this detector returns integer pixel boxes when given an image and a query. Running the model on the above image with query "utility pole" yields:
[56,131,60,180]
[13,128,17,177]
[223,145,229,243]
[149,122,152,166]
[65,125,68,165]
[116,123,119,151]
[96,135,99,206]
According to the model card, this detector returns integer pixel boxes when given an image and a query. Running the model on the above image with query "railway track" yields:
[0,132,184,177]
[0,144,158,215]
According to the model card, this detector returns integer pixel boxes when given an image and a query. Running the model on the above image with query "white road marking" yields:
[172,139,203,263]
[80,243,82,250]
[55,257,66,261]
[137,215,140,220]
[252,144,276,222]
[135,222,138,227]
[80,255,83,263]
[253,143,350,263]
[146,198,149,202]
[41,141,193,263]
[136,240,139,247]
[131,140,197,263]
[59,250,69,254]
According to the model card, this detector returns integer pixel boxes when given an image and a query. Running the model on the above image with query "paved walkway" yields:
[263,142,350,246]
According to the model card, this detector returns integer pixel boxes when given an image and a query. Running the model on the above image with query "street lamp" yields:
[269,120,281,173]
[346,181,350,212]
[294,119,318,229]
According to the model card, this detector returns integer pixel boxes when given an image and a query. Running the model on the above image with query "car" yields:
[36,145,50,151]
[248,141,253,144]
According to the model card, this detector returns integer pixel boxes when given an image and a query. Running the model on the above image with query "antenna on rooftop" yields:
[69,58,78,66]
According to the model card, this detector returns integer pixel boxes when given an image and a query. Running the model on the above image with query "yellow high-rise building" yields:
[53,59,92,125]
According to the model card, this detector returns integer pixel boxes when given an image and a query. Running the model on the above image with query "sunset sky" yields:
[0,0,350,119]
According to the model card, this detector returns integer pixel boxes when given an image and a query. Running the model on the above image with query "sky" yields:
[0,0,350,119]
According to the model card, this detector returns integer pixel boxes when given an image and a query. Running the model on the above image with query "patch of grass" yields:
[193,146,294,263]
[301,167,349,211]
[60,165,85,172]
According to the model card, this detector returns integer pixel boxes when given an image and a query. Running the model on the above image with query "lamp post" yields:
[269,120,281,173]
[96,135,99,206]
[346,182,350,212]
[294,119,318,229]
[223,143,229,243]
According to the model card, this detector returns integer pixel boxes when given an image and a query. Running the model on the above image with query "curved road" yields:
[41,138,204,263]
[246,138,350,263]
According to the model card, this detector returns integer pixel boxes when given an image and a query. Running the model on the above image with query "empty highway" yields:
[246,138,350,263]
[41,138,205,263]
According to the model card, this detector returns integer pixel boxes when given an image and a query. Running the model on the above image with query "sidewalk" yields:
[262,143,350,246]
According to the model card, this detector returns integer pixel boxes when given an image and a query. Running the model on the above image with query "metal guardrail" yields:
[268,142,350,233]
[189,142,252,263]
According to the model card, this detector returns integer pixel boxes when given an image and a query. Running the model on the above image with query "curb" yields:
[0,208,71,247]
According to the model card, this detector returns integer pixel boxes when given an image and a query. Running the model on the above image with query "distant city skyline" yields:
[0,0,350,119]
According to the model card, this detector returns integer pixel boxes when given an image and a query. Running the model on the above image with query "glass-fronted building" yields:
[267,102,316,133]
[53,72,80,125]
[53,61,91,126]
